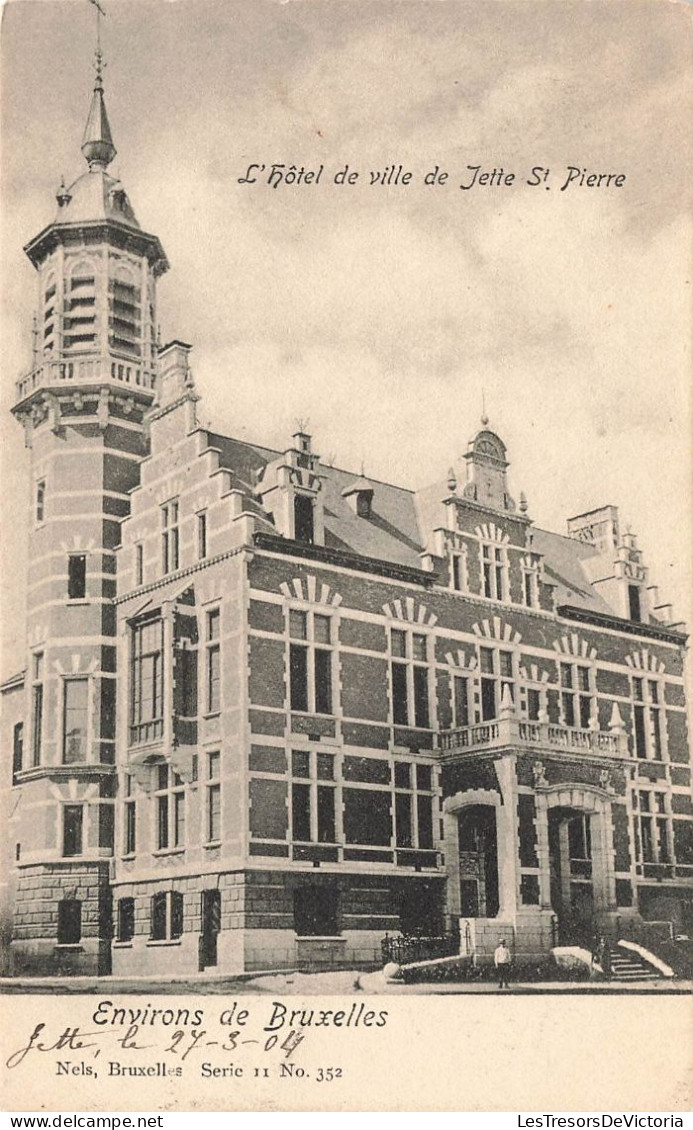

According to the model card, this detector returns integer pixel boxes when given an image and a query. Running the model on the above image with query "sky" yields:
[1,0,691,680]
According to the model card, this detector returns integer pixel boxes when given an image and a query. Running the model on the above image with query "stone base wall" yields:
[11,862,111,976]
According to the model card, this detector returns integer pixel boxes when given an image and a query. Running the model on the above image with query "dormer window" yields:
[294,494,314,545]
[342,475,374,520]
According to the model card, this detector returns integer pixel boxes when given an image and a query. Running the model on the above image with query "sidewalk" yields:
[1,968,691,995]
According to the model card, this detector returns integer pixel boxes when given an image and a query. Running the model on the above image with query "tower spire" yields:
[81,0,116,170]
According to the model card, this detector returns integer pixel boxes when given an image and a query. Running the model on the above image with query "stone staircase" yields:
[609,944,660,982]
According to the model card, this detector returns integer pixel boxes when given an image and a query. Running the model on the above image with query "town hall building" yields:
[1,47,692,978]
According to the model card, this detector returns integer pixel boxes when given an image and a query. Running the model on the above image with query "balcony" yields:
[438,716,629,758]
[15,352,156,404]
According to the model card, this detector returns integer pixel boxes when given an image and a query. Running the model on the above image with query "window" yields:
[135,543,144,587]
[526,687,542,722]
[290,750,336,844]
[161,499,180,574]
[109,278,142,357]
[634,791,671,866]
[63,678,89,764]
[293,886,339,936]
[289,609,333,715]
[67,554,87,600]
[206,752,221,842]
[390,628,430,728]
[154,764,185,850]
[294,494,314,544]
[57,899,82,945]
[130,618,163,744]
[12,722,23,780]
[450,553,465,592]
[560,662,593,729]
[63,805,84,857]
[452,674,470,729]
[31,653,44,766]
[632,677,663,760]
[394,762,434,849]
[197,511,208,560]
[150,890,184,941]
[481,542,506,600]
[35,479,46,524]
[64,274,96,350]
[522,562,539,607]
[205,608,221,713]
[124,774,136,856]
[628,584,642,622]
[479,646,514,721]
[117,897,135,943]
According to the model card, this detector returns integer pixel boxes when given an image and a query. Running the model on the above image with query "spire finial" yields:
[481,388,489,428]
[81,0,116,171]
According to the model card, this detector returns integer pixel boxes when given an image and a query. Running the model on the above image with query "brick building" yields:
[2,55,692,977]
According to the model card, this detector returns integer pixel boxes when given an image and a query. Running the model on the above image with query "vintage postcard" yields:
[1,0,691,1115]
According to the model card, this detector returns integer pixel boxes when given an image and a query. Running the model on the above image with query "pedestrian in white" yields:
[494,938,512,989]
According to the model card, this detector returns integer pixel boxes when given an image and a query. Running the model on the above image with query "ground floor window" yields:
[117,897,135,942]
[150,890,184,940]
[57,899,82,944]
[293,885,339,936]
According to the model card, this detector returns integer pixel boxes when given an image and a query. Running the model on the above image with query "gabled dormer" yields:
[255,427,325,545]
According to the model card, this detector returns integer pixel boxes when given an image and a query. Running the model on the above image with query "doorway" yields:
[548,807,594,944]
[457,805,499,918]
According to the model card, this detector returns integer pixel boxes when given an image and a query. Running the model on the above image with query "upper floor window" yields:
[124,774,137,856]
[633,790,671,866]
[559,661,593,729]
[291,749,336,844]
[394,762,434,850]
[205,609,221,714]
[130,618,164,745]
[294,494,314,544]
[67,554,87,600]
[479,646,514,721]
[135,543,144,587]
[452,673,471,728]
[150,890,184,941]
[206,752,221,842]
[154,763,185,850]
[35,479,46,524]
[31,653,44,767]
[481,542,507,601]
[63,804,84,857]
[628,585,642,622]
[161,499,180,574]
[632,677,663,761]
[63,677,89,764]
[197,511,208,560]
[521,561,539,608]
[289,609,333,715]
[450,553,465,592]
[390,628,430,729]
[12,722,24,782]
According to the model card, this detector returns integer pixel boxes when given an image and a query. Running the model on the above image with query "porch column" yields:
[494,755,519,919]
[591,800,616,912]
[534,791,552,909]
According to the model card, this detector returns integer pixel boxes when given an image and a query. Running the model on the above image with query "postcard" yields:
[1,0,691,1114]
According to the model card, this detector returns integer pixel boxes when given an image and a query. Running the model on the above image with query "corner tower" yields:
[9,39,168,975]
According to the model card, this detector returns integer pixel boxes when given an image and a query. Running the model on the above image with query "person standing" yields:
[494,938,512,989]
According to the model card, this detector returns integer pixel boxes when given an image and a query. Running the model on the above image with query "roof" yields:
[54,169,140,229]
[204,429,631,619]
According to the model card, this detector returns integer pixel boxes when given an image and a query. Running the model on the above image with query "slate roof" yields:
[207,429,620,619]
